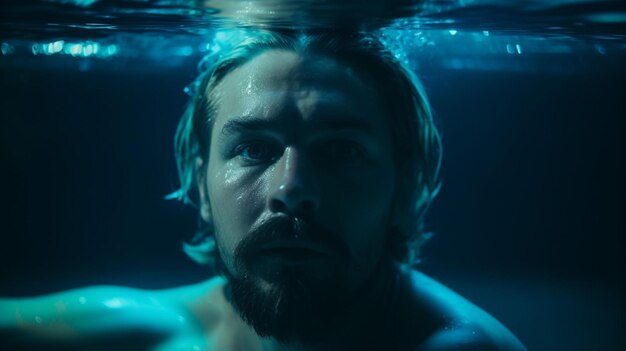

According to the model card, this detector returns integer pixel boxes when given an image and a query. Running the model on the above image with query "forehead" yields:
[212,49,386,134]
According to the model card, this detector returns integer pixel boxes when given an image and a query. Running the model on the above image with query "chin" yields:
[226,264,354,343]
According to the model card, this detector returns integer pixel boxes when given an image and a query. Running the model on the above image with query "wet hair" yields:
[170,30,441,269]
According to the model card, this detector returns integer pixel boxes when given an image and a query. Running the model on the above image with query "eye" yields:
[323,140,365,163]
[233,141,280,163]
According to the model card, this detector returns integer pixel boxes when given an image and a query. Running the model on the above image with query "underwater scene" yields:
[0,1,624,350]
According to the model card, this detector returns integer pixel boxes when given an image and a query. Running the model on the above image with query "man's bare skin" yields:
[1,268,525,350]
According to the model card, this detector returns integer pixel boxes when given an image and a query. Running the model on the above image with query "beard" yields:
[215,216,389,344]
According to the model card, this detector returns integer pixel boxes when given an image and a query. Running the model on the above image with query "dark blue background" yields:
[0,51,623,350]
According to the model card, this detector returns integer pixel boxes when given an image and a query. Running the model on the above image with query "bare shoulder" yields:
[159,276,263,351]
[402,270,527,351]
[2,284,188,331]
[0,280,225,350]
[157,276,228,330]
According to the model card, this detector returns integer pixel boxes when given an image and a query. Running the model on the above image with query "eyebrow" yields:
[220,117,280,138]
[219,114,378,140]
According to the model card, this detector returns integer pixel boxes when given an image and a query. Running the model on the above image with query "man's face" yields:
[199,49,397,341]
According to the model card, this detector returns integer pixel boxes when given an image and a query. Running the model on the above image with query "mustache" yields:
[235,216,349,261]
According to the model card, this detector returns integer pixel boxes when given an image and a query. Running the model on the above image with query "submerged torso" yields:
[164,267,526,350]
[2,267,526,350]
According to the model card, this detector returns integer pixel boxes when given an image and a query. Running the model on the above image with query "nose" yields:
[268,147,320,217]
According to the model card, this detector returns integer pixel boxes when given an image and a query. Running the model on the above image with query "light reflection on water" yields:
[1,0,625,76]
[1,0,625,38]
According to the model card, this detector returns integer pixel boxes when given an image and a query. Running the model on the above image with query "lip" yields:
[257,240,334,254]
[254,240,336,263]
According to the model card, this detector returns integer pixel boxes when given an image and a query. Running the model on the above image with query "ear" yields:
[196,157,211,223]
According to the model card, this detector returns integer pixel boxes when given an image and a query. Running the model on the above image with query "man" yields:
[1,30,526,351]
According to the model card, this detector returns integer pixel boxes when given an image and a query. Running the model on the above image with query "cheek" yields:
[331,169,395,264]
[207,163,266,253]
